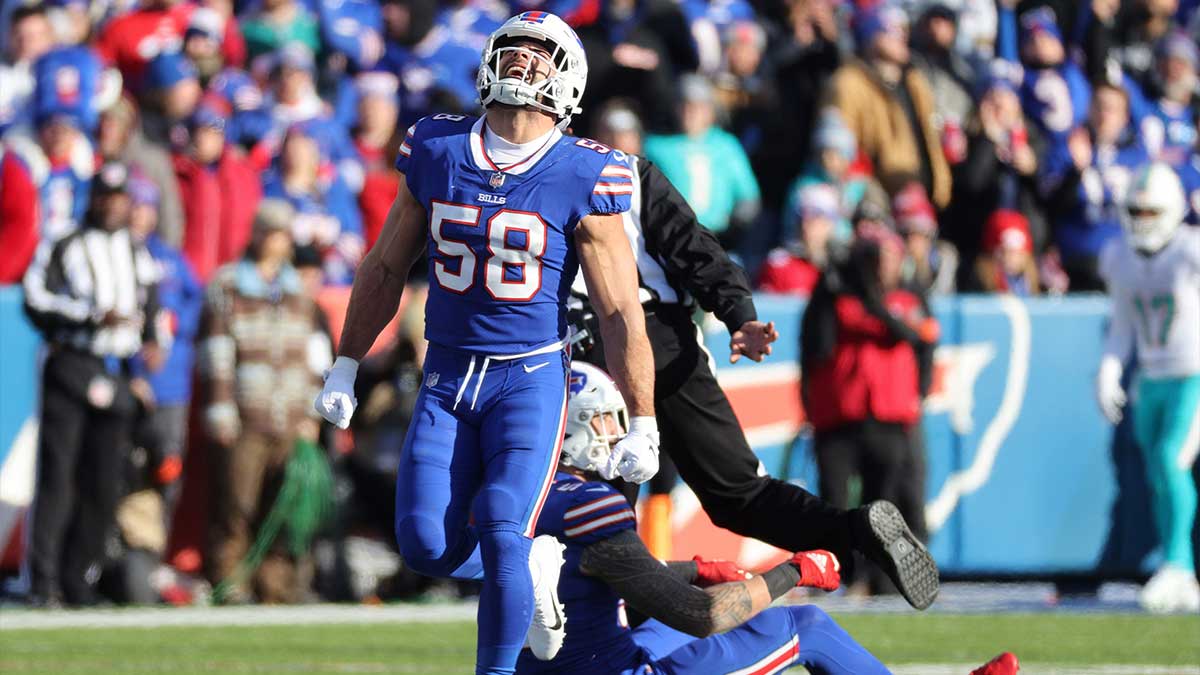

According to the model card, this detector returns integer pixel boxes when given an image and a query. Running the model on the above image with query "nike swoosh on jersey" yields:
[523,362,549,373]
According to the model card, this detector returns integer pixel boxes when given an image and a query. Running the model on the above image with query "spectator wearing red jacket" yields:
[96,0,244,92]
[800,224,936,594]
[352,72,400,251]
[757,182,839,296]
[95,0,193,91]
[0,146,39,282]
[174,101,261,282]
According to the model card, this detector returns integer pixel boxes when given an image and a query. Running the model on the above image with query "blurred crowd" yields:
[1,0,1198,606]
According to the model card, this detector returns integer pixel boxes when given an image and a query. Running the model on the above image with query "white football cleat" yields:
[1139,565,1200,614]
[526,535,567,660]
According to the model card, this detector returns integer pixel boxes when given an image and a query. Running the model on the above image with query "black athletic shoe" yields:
[853,500,939,610]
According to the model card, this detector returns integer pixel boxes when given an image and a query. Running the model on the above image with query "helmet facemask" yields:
[1125,203,1176,254]
[486,39,563,111]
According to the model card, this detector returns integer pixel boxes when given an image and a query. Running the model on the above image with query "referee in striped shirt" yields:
[23,161,162,607]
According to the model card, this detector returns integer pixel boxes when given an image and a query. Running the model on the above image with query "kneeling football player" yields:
[516,361,1018,675]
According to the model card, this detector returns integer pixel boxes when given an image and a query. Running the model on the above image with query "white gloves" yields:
[1096,355,1126,425]
[314,356,359,429]
[601,416,660,484]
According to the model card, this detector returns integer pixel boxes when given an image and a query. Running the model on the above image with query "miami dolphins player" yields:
[314,12,660,674]
[519,361,1019,675]
[1097,162,1200,613]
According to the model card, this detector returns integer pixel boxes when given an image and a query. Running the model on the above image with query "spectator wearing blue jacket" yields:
[998,7,1091,154]
[262,123,363,285]
[127,174,203,519]
[1040,82,1149,291]
[377,0,487,124]
[319,0,385,72]
[1128,31,1198,166]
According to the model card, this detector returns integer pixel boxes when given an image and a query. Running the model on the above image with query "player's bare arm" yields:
[577,530,772,637]
[315,176,426,429]
[338,176,427,360]
[575,213,655,417]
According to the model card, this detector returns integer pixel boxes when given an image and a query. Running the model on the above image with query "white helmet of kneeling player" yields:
[562,361,628,473]
[1122,161,1186,254]
[477,11,587,127]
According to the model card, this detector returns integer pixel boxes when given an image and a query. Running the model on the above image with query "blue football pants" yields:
[632,606,891,675]
[394,343,569,675]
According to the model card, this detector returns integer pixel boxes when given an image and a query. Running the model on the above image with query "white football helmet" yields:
[477,11,587,126]
[562,361,628,473]
[1122,162,1186,254]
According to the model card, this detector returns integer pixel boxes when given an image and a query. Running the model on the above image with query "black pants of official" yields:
[814,418,927,590]
[582,305,855,558]
[29,350,133,605]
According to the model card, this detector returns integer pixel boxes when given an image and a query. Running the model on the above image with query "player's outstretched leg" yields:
[648,605,891,675]
[647,344,939,609]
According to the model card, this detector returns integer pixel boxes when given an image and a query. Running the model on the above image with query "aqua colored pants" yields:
[1133,375,1200,569]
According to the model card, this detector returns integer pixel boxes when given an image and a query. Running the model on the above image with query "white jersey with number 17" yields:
[1100,227,1200,379]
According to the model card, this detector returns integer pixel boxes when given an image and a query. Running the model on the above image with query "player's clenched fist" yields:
[601,416,660,484]
[790,550,841,591]
[314,356,359,429]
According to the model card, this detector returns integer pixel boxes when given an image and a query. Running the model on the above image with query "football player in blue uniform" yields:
[520,361,1020,675]
[314,11,659,675]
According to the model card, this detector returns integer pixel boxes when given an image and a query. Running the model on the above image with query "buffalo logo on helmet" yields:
[568,372,587,395]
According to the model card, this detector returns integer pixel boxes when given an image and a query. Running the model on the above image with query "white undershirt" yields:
[482,123,558,173]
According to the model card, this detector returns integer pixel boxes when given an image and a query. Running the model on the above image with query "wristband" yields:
[761,563,801,600]
[628,416,657,437]
[329,355,360,379]
[1098,354,1122,382]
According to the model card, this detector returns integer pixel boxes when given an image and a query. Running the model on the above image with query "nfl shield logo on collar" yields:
[489,172,505,188]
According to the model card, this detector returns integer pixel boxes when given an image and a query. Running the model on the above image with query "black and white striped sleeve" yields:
[636,157,757,334]
[23,237,95,332]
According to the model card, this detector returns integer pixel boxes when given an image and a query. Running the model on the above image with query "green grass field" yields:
[1,613,1197,674]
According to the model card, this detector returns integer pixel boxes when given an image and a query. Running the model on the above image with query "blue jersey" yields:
[517,473,646,675]
[141,235,203,406]
[318,0,384,71]
[1140,101,1198,168]
[380,33,485,122]
[1019,62,1091,147]
[395,114,634,354]
[1042,134,1150,259]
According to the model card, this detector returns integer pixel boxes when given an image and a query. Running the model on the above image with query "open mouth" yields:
[504,59,546,84]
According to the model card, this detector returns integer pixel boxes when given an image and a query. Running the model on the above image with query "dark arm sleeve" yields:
[664,560,700,583]
[579,529,730,638]
[637,157,757,333]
